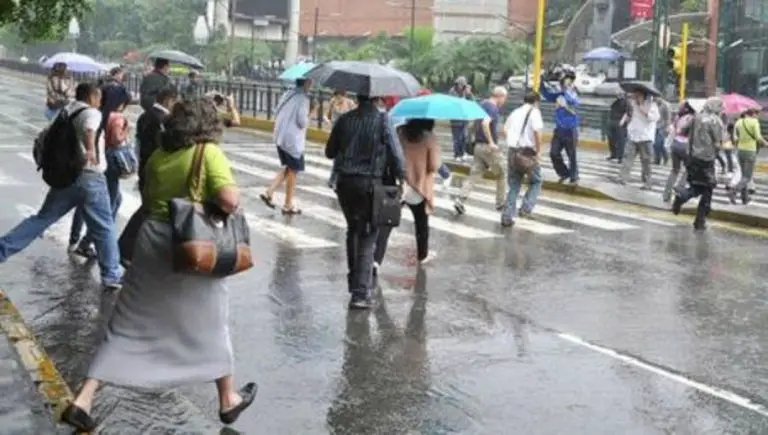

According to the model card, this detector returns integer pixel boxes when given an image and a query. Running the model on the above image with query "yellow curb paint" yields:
[0,289,73,424]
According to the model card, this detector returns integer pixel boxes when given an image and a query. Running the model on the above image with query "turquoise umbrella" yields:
[389,94,487,120]
[279,61,316,81]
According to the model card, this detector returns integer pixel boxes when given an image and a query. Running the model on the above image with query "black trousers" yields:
[374,200,430,265]
[336,176,378,296]
[607,123,626,161]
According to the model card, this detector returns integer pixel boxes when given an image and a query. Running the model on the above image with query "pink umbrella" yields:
[720,93,761,114]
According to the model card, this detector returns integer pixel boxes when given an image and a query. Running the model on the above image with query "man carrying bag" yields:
[501,92,545,228]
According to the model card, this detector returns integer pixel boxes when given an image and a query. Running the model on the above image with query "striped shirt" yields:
[325,103,405,179]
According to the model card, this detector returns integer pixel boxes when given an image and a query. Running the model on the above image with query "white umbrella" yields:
[42,52,108,73]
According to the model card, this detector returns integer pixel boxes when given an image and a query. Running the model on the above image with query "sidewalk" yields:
[0,289,66,433]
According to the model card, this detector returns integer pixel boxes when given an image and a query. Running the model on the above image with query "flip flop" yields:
[259,193,276,209]
[281,207,302,215]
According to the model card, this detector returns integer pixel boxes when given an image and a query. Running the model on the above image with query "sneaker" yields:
[518,209,532,219]
[453,200,465,215]
[348,293,375,310]
[69,244,96,259]
[671,195,683,215]
[419,251,437,265]
[102,280,123,291]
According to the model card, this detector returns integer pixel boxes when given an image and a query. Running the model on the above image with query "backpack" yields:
[35,107,89,189]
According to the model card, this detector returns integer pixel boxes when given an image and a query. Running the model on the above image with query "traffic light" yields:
[667,46,683,76]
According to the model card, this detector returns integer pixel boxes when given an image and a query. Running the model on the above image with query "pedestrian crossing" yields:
[537,152,768,209]
[0,145,690,257]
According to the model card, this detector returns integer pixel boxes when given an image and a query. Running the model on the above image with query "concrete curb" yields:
[0,289,72,425]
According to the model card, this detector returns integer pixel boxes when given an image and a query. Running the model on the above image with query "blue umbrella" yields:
[279,62,316,81]
[583,47,626,62]
[389,94,488,121]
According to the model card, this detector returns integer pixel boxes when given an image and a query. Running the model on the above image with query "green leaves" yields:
[0,0,91,41]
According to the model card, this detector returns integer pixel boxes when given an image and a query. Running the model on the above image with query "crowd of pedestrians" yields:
[0,56,764,430]
[0,59,255,431]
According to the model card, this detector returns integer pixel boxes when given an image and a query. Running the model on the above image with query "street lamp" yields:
[68,17,80,53]
[193,15,210,45]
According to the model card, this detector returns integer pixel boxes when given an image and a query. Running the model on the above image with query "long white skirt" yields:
[88,219,234,389]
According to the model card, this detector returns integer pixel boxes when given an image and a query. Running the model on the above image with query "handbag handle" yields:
[186,143,207,202]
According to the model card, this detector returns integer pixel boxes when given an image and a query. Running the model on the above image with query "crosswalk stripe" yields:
[242,211,338,249]
[430,196,573,235]
[242,188,411,246]
[230,160,501,240]
[298,184,502,240]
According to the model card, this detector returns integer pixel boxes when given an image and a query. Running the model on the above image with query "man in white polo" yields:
[501,92,544,227]
[618,88,660,189]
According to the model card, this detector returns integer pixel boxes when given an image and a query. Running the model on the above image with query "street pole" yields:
[524,31,532,90]
[718,0,732,92]
[532,0,546,90]
[312,7,319,62]
[227,0,238,80]
[409,0,416,71]
[660,0,670,96]
[250,20,256,70]
[649,0,661,85]
[679,22,689,100]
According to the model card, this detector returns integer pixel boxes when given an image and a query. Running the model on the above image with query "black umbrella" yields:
[148,49,204,69]
[304,61,420,97]
[620,80,662,97]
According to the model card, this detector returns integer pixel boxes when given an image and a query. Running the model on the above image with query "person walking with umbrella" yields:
[260,78,312,215]
[618,85,660,189]
[139,58,173,112]
[671,97,726,231]
[729,107,766,204]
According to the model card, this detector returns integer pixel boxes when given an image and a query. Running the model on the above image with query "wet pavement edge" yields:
[0,287,71,429]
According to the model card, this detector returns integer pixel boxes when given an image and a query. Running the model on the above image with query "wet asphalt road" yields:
[0,75,767,434]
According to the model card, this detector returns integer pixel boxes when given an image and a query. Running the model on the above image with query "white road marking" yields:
[557,332,768,419]
[431,196,573,235]
[242,211,338,249]
[230,160,500,240]
[471,191,675,227]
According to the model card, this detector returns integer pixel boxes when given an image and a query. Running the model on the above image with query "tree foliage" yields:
[317,26,529,88]
[0,0,90,41]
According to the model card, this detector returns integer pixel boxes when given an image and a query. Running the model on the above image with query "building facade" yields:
[432,0,537,42]
[298,0,434,38]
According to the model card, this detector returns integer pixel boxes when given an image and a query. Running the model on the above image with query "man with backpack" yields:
[0,83,122,290]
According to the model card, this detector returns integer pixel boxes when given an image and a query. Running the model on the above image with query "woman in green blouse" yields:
[61,98,256,432]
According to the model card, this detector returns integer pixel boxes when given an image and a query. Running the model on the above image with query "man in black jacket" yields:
[139,58,173,113]
[325,95,405,310]
[135,87,178,193]
[607,91,629,163]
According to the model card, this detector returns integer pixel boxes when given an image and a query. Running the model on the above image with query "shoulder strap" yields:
[371,112,388,176]
[187,144,207,202]
[516,107,534,146]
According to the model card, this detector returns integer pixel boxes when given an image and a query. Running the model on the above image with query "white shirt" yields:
[504,103,544,149]
[66,101,106,173]
[627,99,660,142]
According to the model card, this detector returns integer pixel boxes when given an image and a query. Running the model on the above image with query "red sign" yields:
[630,0,654,19]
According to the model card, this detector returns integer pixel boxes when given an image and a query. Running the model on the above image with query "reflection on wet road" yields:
[0,73,766,433]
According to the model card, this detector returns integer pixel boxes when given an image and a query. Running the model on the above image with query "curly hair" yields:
[161,97,223,151]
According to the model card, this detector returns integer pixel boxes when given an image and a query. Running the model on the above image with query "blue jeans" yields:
[451,123,467,158]
[653,128,668,164]
[550,127,579,181]
[0,172,122,283]
[70,151,123,247]
[438,163,451,180]
[501,163,542,222]
[44,107,59,121]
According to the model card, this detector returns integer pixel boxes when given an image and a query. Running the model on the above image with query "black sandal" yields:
[220,382,258,425]
[259,193,276,209]
[281,207,302,215]
[60,402,97,432]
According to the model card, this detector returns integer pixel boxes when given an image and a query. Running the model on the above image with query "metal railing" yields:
[0,58,612,140]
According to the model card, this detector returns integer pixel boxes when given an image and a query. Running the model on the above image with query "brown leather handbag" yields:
[168,144,253,277]
[507,107,537,174]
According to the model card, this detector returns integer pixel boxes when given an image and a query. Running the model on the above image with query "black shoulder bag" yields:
[371,113,402,227]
